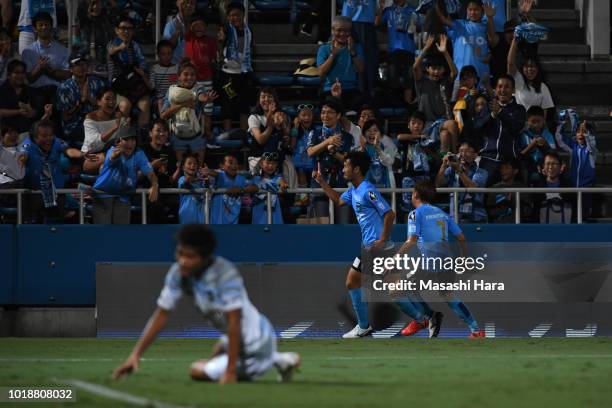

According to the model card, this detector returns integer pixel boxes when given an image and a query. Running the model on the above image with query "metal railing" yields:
[1,187,609,225]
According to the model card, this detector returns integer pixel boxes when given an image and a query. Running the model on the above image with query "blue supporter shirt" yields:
[407,203,463,257]
[178,176,205,224]
[443,165,488,222]
[210,170,250,225]
[317,42,364,92]
[481,0,507,33]
[449,19,490,80]
[162,14,187,65]
[22,137,68,189]
[251,174,284,224]
[56,75,107,138]
[340,180,392,247]
[22,40,70,88]
[342,0,377,23]
[93,146,153,203]
[381,5,416,53]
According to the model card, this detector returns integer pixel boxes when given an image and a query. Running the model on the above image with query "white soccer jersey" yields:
[157,257,272,354]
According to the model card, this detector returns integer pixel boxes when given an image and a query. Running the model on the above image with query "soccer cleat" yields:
[275,352,301,382]
[342,324,373,338]
[469,330,486,339]
[400,320,429,336]
[429,312,444,338]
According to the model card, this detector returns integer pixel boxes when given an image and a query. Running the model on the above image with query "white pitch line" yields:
[53,378,190,408]
[280,321,314,339]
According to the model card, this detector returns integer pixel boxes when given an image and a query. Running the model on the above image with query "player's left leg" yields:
[343,259,373,338]
[440,291,484,338]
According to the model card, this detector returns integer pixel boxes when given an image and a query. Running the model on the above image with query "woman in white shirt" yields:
[82,87,128,173]
[507,37,555,121]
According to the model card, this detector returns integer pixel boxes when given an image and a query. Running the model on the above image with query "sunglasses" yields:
[297,104,314,112]
[261,152,279,161]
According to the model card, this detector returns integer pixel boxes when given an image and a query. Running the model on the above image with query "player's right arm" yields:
[448,217,468,256]
[112,307,170,380]
[311,167,347,206]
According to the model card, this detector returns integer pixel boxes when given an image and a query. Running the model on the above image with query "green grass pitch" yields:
[1,338,612,408]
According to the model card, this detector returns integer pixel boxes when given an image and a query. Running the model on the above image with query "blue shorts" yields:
[170,133,206,152]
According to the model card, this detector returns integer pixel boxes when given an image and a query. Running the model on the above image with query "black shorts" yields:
[218,72,255,120]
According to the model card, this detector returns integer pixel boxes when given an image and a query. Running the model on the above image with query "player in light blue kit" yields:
[112,225,300,383]
[314,150,425,338]
[399,180,485,338]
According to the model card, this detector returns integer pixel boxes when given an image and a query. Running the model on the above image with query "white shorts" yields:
[199,320,277,381]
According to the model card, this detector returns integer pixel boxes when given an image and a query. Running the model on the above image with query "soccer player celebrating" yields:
[398,180,485,338]
[112,225,300,383]
[314,150,421,338]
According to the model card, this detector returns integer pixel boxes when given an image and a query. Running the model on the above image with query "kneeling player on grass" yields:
[397,180,485,338]
[314,151,427,338]
[112,224,300,383]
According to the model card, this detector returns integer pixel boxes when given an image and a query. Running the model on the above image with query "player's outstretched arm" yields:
[112,307,170,380]
[455,233,468,257]
[220,309,241,384]
[311,168,346,206]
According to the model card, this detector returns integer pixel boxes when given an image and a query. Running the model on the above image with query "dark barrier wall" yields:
[1,225,612,305]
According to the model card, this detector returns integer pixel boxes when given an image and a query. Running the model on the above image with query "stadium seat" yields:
[252,0,290,10]
[214,129,246,149]
[80,174,98,184]
[257,74,295,87]
[295,76,320,86]
[379,107,395,118]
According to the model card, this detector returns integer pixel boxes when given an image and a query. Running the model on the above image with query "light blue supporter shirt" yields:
[22,40,69,88]
[381,5,416,53]
[316,42,364,92]
[210,170,250,225]
[407,203,463,257]
[342,0,377,23]
[93,146,153,203]
[340,180,392,247]
[449,19,490,80]
[178,176,206,224]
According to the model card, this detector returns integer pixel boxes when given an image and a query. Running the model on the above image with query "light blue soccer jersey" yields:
[157,257,274,354]
[449,19,490,80]
[407,204,462,257]
[341,180,392,247]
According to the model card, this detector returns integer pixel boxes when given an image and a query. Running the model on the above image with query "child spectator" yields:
[247,88,291,175]
[436,0,497,88]
[477,74,526,185]
[507,36,555,123]
[317,16,365,112]
[486,158,530,223]
[360,120,394,188]
[435,140,488,223]
[205,154,258,224]
[519,106,555,184]
[459,93,489,149]
[107,15,152,137]
[291,104,316,206]
[160,61,218,164]
[555,119,597,220]
[218,2,254,130]
[413,34,459,154]
[376,0,417,105]
[184,13,218,139]
[56,51,106,145]
[162,0,195,65]
[92,127,158,224]
[531,151,572,224]
[397,110,440,215]
[251,151,288,224]
[82,87,129,174]
[452,65,492,133]
[149,40,178,116]
[177,153,206,224]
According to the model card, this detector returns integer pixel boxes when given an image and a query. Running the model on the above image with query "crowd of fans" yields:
[0,0,606,225]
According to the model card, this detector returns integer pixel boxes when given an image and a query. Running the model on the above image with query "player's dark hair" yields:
[409,110,427,124]
[345,150,371,176]
[414,180,437,204]
[526,106,545,118]
[176,224,216,258]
